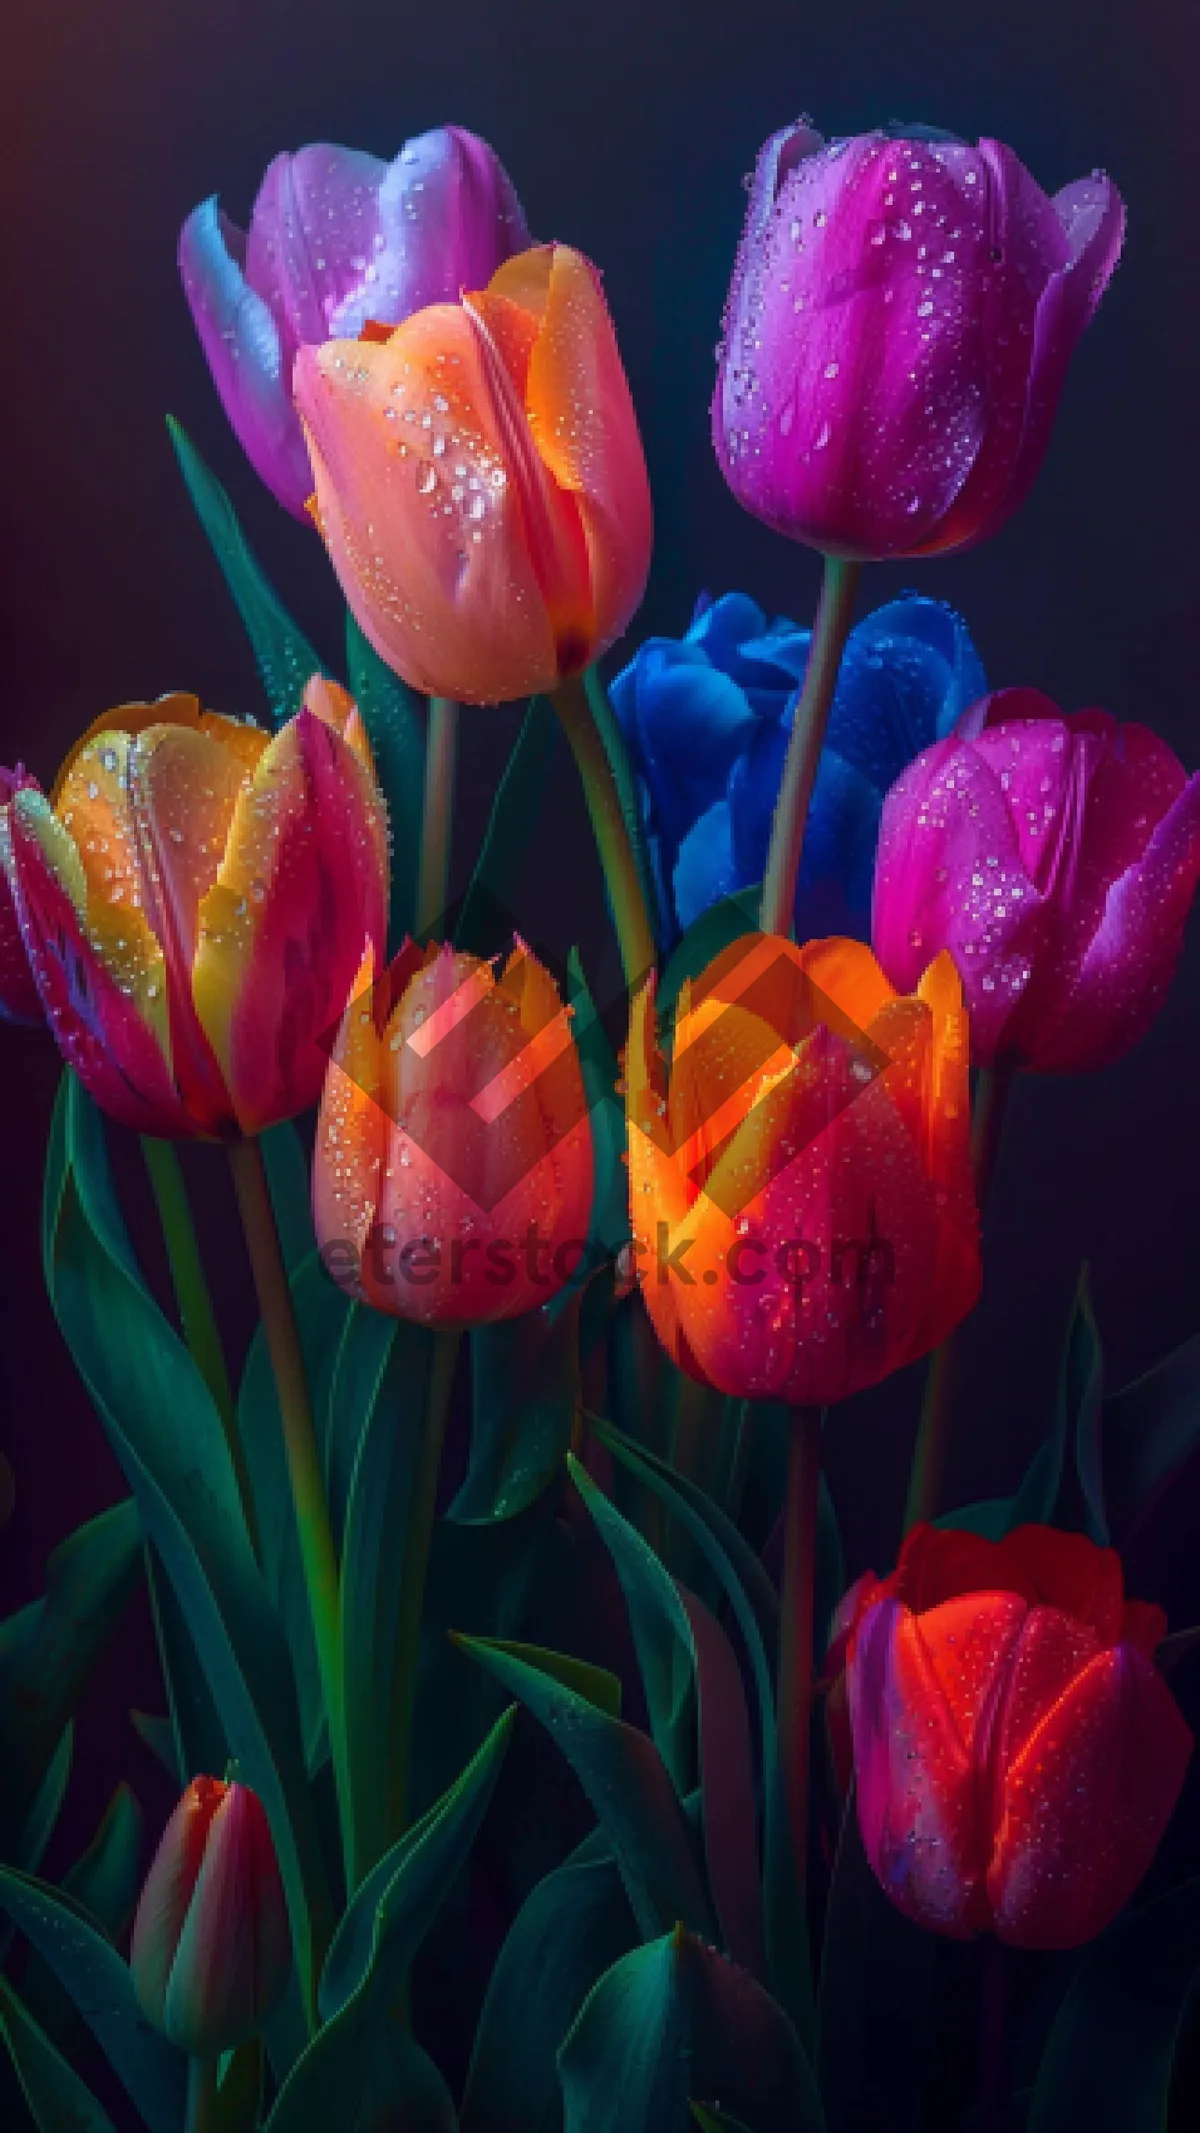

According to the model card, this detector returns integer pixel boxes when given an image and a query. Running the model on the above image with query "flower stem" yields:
[416,695,459,936]
[759,556,861,938]
[551,671,656,989]
[777,1405,823,1894]
[388,1329,461,1847]
[140,1138,258,1555]
[185,2057,220,2133]
[903,1055,1018,1530]
[227,1136,350,1879]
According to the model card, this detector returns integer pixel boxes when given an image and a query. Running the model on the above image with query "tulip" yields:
[843,1522,1192,1947]
[610,591,985,945]
[624,932,979,1404]
[294,243,653,704]
[713,120,1125,559]
[0,679,387,1137]
[315,936,594,1324]
[131,1776,291,2054]
[0,767,44,1026]
[872,689,1200,1071]
[179,127,530,518]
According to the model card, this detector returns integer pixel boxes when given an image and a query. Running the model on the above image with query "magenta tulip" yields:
[713,121,1125,559]
[872,689,1200,1071]
[131,1777,291,2054]
[179,126,530,517]
[0,768,43,1027]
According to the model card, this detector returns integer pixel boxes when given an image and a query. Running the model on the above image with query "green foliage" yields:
[345,615,426,947]
[454,697,558,955]
[0,1976,116,2133]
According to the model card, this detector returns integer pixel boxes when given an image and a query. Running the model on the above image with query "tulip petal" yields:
[192,708,387,1134]
[162,1784,291,2053]
[246,145,388,354]
[850,1595,1003,1937]
[179,198,314,519]
[1000,1526,1126,1642]
[3,791,198,1137]
[674,800,740,932]
[314,944,386,1290]
[296,312,562,702]
[130,1777,225,2034]
[988,1640,1192,1948]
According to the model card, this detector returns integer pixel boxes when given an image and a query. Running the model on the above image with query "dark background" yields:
[1,0,1199,2113]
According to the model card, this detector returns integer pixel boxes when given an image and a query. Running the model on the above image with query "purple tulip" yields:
[713,121,1125,559]
[179,126,531,517]
[872,690,1200,1071]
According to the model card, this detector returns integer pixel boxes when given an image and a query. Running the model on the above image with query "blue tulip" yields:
[610,591,987,946]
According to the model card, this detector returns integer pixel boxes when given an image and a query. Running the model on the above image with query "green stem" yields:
[903,1055,1018,1530]
[551,671,656,989]
[185,2057,220,2133]
[388,1329,461,1846]
[140,1138,257,1548]
[759,557,862,938]
[416,695,459,936]
[227,1136,351,1880]
[777,1405,823,1895]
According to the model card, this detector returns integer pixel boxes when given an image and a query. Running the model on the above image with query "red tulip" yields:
[314,936,594,1324]
[130,1777,291,2054]
[294,243,653,704]
[0,681,386,1137]
[844,1523,1192,1947]
[872,690,1200,1070]
[0,767,44,1026]
[714,121,1124,560]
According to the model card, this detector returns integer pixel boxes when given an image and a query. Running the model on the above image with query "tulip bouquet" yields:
[3,108,1200,2133]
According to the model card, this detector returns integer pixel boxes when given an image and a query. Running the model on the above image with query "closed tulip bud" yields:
[130,1777,291,2055]
[0,767,44,1027]
[714,120,1124,560]
[844,1524,1192,1948]
[872,690,1200,1070]
[315,937,594,1324]
[294,244,653,704]
[624,933,979,1405]
[0,680,387,1138]
[179,126,530,517]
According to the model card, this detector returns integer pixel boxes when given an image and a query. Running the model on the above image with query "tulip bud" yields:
[843,1524,1192,1948]
[131,1778,291,2055]
[314,937,594,1325]
[624,932,979,1405]
[872,690,1200,1070]
[713,121,1124,560]
[294,244,653,704]
[179,126,531,517]
[0,686,387,1138]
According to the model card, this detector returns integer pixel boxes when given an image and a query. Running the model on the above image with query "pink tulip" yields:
[872,690,1200,1071]
[179,127,530,517]
[713,121,1125,559]
[0,767,44,1027]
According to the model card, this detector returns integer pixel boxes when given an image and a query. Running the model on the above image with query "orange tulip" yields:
[0,679,386,1138]
[314,937,594,1324]
[625,933,979,1405]
[294,243,653,704]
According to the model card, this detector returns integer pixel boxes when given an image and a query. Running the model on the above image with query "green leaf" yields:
[454,696,558,954]
[130,1710,181,1783]
[267,2021,456,2133]
[0,1498,141,1852]
[453,1302,581,1522]
[569,1455,695,1779]
[259,1120,317,1276]
[655,890,764,1029]
[558,1928,824,2133]
[1102,1331,1200,1546]
[0,1976,116,2133]
[63,1785,143,1941]
[345,615,425,946]
[1028,1878,1200,2132]
[167,416,322,722]
[1010,1269,1105,1542]
[0,1870,184,2133]
[320,1706,516,2022]
[45,1073,331,2033]
[691,2109,756,2133]
[461,1843,635,2133]
[13,1725,72,1879]
[583,1415,807,2043]
[557,951,629,1291]
[338,1316,442,1879]
[815,1807,936,2133]
[454,1633,713,1941]
[144,1546,228,1783]
[583,666,663,951]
